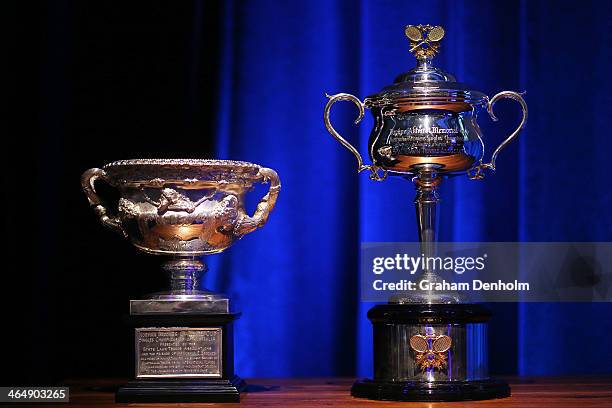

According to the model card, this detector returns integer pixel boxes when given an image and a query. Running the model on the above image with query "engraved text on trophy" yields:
[385,112,464,156]
[135,328,222,378]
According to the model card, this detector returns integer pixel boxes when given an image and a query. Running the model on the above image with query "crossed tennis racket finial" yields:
[405,24,445,61]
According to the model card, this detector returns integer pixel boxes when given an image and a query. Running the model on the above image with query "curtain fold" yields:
[211,0,611,377]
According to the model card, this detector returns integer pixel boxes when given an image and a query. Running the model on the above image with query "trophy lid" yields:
[364,25,487,109]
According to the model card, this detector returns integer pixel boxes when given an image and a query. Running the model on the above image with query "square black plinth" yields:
[116,313,244,403]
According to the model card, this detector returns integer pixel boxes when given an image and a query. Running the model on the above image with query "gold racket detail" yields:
[409,333,452,372]
[432,335,452,353]
[405,26,423,42]
[427,26,445,42]
[404,24,445,61]
[409,335,429,353]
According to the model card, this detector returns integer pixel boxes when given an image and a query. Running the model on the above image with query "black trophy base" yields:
[119,311,244,403]
[351,378,510,402]
[116,375,247,403]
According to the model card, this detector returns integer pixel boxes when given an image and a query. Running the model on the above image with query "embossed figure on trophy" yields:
[119,189,242,252]
[152,187,210,215]
[157,193,239,252]
[234,168,281,237]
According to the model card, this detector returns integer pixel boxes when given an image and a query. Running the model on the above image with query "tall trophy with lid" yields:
[81,159,280,403]
[324,25,526,401]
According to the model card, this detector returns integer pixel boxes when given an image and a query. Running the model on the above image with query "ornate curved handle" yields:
[234,167,281,236]
[80,168,127,237]
[469,91,528,180]
[324,93,387,181]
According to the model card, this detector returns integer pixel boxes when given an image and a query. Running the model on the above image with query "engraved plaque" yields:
[135,327,222,378]
[384,112,464,156]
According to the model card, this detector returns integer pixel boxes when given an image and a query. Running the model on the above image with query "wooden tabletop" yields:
[64,377,612,407]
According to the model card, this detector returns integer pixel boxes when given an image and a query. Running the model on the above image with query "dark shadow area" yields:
[5,0,222,384]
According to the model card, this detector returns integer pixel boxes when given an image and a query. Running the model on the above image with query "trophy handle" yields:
[468,91,528,180]
[234,167,281,236]
[81,168,128,237]
[324,93,387,181]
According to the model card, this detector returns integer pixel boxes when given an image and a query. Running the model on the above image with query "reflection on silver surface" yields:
[323,24,527,303]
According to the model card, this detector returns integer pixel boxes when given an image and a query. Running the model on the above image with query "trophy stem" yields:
[161,258,207,292]
[406,166,466,304]
[414,167,441,288]
[404,167,444,303]
[132,257,229,313]
[414,167,441,255]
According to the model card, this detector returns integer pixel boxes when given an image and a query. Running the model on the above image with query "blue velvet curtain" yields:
[203,0,612,377]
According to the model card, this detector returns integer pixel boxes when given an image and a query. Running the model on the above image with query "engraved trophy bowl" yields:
[81,159,280,306]
[324,24,527,182]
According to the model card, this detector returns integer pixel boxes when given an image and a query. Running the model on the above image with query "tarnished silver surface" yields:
[81,158,281,305]
[135,327,222,378]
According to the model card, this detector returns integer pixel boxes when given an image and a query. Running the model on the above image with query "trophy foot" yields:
[351,378,510,402]
[116,375,247,403]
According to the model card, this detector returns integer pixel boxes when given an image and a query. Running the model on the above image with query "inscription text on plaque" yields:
[135,327,222,378]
